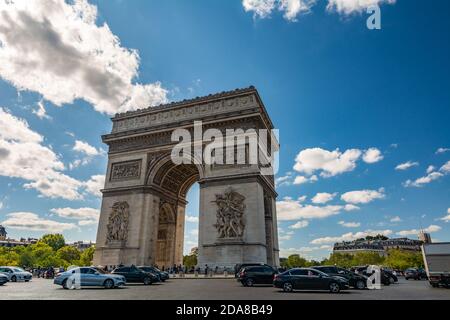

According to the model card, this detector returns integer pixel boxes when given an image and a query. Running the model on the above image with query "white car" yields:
[0,266,32,282]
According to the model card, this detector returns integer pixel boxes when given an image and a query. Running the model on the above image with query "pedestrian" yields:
[204,264,208,276]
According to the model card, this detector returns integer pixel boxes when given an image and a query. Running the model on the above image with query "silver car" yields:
[0,266,32,282]
[53,267,126,289]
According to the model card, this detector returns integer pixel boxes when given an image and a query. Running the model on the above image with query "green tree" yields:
[352,252,385,266]
[286,254,308,268]
[183,254,198,269]
[385,249,424,270]
[39,234,66,251]
[79,246,96,266]
[323,253,355,268]
[57,246,81,264]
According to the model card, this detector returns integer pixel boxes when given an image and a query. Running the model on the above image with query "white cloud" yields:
[338,221,361,228]
[83,174,105,197]
[297,195,307,202]
[242,0,315,21]
[1,212,77,232]
[277,197,342,220]
[326,0,396,15]
[0,201,3,210]
[186,215,199,223]
[441,160,450,174]
[293,175,317,185]
[426,165,435,174]
[311,229,393,245]
[362,148,383,164]
[0,107,85,200]
[289,220,309,229]
[344,204,360,211]
[390,216,401,222]
[293,147,362,177]
[403,172,444,188]
[73,140,100,156]
[51,207,99,226]
[395,161,419,171]
[341,188,385,204]
[436,147,450,154]
[396,225,441,236]
[311,192,337,204]
[440,208,450,222]
[275,174,292,187]
[0,0,168,115]
[279,246,326,257]
[32,100,51,120]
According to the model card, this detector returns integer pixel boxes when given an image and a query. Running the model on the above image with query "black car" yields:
[234,263,275,277]
[138,266,169,282]
[238,265,278,286]
[112,265,159,285]
[0,274,7,285]
[273,268,349,293]
[405,268,426,280]
[311,266,367,289]
[351,266,391,285]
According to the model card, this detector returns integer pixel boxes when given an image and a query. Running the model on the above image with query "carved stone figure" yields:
[106,201,130,243]
[110,160,141,180]
[213,188,246,238]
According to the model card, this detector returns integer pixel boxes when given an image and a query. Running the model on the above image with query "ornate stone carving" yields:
[213,188,246,238]
[110,160,141,181]
[106,201,130,243]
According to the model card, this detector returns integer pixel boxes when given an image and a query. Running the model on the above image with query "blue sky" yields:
[0,0,449,259]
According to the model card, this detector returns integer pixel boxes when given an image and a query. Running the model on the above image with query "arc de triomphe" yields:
[93,86,280,269]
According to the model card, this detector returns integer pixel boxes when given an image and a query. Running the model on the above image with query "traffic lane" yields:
[0,278,449,300]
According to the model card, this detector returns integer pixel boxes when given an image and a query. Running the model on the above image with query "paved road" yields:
[1,277,449,300]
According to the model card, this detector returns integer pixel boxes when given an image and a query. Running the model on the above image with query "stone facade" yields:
[93,86,280,269]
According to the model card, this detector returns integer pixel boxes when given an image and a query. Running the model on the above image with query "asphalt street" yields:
[1,277,449,300]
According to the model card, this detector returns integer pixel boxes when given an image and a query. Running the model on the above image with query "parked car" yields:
[234,263,275,277]
[54,267,126,289]
[112,265,159,285]
[238,265,278,286]
[311,265,367,289]
[273,268,349,293]
[382,268,398,283]
[0,274,8,285]
[0,266,32,282]
[138,266,169,282]
[405,268,422,280]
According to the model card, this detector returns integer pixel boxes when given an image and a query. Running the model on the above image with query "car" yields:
[382,269,398,283]
[54,267,126,289]
[234,263,275,277]
[0,266,32,282]
[0,274,8,285]
[405,268,423,280]
[138,266,169,282]
[351,265,391,285]
[112,265,159,285]
[237,265,278,286]
[311,265,368,289]
[273,268,349,293]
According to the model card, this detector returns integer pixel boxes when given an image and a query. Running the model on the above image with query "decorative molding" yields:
[110,160,141,181]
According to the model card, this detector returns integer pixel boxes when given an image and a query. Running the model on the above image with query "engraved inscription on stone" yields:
[110,160,141,181]
[213,188,246,239]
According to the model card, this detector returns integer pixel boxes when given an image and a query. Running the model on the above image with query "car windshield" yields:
[13,267,24,272]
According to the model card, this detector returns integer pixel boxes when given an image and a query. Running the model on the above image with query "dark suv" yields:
[112,265,159,285]
[234,263,274,277]
[238,265,278,287]
[312,266,367,289]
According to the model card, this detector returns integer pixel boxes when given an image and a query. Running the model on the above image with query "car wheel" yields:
[25,280,30,282]
[283,282,293,292]
[329,282,340,293]
[11,275,17,282]
[62,279,70,290]
[104,279,114,289]
[143,277,151,285]
[355,280,365,290]
[389,277,395,284]
[245,278,254,287]
[405,277,409,280]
